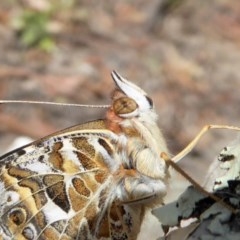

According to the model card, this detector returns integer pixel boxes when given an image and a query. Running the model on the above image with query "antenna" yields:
[0,100,110,108]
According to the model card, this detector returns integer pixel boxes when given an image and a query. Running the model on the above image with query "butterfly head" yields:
[111,70,155,120]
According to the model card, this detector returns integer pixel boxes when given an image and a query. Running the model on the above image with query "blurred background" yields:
[0,0,240,199]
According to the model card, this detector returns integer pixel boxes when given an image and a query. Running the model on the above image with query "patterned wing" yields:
[0,120,138,240]
[0,70,170,240]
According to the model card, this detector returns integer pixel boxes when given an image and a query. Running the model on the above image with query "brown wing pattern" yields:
[0,120,140,240]
[0,71,170,240]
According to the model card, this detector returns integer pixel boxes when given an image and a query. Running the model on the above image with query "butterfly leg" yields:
[172,124,240,163]
[118,174,167,205]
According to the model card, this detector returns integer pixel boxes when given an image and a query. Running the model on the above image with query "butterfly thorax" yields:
[105,92,168,206]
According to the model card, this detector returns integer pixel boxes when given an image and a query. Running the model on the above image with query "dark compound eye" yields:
[113,97,138,116]
[146,96,153,108]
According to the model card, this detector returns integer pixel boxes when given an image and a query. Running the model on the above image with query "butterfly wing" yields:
[0,70,169,240]
[0,120,137,240]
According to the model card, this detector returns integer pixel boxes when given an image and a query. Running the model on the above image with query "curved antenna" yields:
[0,100,110,108]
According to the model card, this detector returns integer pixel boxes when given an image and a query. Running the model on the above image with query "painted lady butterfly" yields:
[0,71,169,240]
[1,71,240,240]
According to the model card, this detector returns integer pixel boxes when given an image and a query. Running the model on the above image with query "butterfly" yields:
[0,71,170,240]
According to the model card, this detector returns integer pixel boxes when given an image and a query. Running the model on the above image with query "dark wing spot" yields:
[98,139,113,156]
[46,181,70,213]
[8,208,27,226]
[38,155,45,162]
[72,177,91,197]
[75,151,98,170]
[8,166,33,180]
[16,149,26,157]
[43,175,70,213]
[72,137,95,158]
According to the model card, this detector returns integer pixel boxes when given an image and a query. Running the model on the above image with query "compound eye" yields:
[113,97,138,116]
